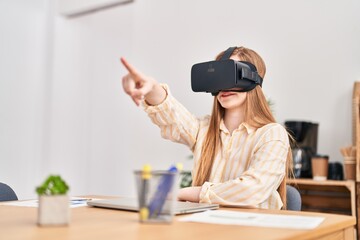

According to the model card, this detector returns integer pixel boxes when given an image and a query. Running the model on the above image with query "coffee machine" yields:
[284,121,319,178]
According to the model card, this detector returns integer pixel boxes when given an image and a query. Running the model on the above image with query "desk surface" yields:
[0,196,356,240]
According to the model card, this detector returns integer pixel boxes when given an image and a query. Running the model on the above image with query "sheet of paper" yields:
[179,210,325,229]
[0,197,97,208]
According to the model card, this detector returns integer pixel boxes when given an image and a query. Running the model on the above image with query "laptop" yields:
[87,197,219,215]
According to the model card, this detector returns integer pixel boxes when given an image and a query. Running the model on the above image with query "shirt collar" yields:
[219,119,255,135]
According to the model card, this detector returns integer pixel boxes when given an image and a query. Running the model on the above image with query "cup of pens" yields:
[134,165,180,223]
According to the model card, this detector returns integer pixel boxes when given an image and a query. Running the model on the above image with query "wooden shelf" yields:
[288,178,356,217]
[353,81,360,182]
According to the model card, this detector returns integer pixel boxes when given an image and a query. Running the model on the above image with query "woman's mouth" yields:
[219,91,236,98]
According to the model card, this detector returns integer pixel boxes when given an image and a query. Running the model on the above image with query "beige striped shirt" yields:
[143,85,290,209]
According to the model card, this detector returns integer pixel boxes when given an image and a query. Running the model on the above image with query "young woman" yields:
[121,46,292,210]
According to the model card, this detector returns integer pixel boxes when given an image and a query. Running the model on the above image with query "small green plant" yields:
[36,175,69,196]
[179,154,194,188]
[180,171,192,188]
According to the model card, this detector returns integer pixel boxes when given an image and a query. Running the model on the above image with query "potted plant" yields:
[36,175,70,226]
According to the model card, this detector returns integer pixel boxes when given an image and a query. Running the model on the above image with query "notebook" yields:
[87,197,219,215]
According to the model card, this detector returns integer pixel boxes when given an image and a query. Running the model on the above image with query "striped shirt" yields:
[143,85,290,209]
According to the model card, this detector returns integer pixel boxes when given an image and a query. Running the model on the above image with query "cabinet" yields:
[288,178,356,217]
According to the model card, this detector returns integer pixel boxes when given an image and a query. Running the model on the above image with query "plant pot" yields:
[38,195,70,226]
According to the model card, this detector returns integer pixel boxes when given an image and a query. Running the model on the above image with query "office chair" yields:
[286,185,301,211]
[0,182,18,201]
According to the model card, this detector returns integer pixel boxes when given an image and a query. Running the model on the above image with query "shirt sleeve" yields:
[142,84,200,149]
[199,124,289,208]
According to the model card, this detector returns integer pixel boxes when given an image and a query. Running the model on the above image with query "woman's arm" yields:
[178,186,201,202]
[121,58,201,148]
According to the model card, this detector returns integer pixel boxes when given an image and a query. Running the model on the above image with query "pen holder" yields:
[134,170,179,223]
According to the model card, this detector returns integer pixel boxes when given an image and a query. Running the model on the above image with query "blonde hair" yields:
[192,46,293,209]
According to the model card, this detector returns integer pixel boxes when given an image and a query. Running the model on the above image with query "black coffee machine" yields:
[284,121,319,178]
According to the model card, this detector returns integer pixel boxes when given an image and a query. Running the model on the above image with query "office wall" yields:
[1,0,360,199]
[0,0,51,199]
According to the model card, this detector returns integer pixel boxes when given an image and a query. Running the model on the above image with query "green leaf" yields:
[35,175,69,196]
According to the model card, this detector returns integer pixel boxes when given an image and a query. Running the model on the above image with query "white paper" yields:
[0,197,97,208]
[179,210,325,229]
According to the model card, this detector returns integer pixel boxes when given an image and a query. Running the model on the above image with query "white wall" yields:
[0,0,51,199]
[1,0,360,199]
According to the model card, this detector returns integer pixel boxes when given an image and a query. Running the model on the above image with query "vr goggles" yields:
[191,47,263,96]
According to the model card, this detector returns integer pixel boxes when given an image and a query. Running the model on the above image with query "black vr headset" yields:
[191,47,263,96]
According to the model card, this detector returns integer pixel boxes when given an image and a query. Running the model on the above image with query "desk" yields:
[0,197,356,240]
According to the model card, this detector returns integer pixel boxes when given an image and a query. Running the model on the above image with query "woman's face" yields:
[216,55,247,111]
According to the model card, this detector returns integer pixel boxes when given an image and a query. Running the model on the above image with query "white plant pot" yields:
[38,195,70,226]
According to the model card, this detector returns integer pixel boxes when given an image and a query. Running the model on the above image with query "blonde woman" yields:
[121,46,292,210]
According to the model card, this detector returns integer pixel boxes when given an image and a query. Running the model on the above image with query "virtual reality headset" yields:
[191,47,263,96]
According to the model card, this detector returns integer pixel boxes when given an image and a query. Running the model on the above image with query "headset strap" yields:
[220,46,237,60]
[242,68,263,86]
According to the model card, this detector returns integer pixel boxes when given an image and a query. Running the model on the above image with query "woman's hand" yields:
[120,57,166,106]
[177,186,201,202]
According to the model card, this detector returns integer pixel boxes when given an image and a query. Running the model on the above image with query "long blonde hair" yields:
[192,46,293,209]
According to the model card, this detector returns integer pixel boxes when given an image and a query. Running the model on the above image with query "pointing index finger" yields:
[120,57,139,75]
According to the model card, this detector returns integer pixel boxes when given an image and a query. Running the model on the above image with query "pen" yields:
[70,198,92,202]
[139,164,151,221]
[148,164,180,218]
[70,198,92,206]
